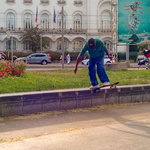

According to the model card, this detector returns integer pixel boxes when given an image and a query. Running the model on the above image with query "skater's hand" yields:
[108,56,113,60]
[109,56,116,61]
[74,68,78,74]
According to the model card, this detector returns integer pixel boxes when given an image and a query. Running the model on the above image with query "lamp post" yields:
[59,1,66,69]
[6,28,14,64]
[6,30,13,62]
[11,29,14,64]
[61,6,64,69]
[111,1,117,61]
[40,34,42,53]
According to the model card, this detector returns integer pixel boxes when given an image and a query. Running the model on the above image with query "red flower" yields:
[0,60,26,77]
[0,72,4,77]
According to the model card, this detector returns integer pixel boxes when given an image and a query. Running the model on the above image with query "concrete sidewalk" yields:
[0,102,150,150]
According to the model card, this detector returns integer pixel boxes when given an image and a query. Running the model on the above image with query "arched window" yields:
[6,12,15,30]
[57,13,66,31]
[24,13,32,29]
[6,39,16,51]
[74,14,82,32]
[104,40,112,53]
[41,13,49,30]
[42,38,52,50]
[101,11,111,31]
[23,40,32,51]
[73,39,83,51]
[57,39,68,51]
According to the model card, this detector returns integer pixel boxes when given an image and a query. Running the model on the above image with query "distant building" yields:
[0,0,117,56]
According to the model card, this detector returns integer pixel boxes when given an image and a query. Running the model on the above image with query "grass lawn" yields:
[0,69,150,94]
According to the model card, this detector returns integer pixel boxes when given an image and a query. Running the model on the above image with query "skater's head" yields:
[88,38,96,49]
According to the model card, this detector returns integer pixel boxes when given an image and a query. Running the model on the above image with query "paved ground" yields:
[26,62,146,70]
[26,62,87,70]
[0,102,150,150]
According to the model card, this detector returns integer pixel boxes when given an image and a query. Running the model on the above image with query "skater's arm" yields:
[74,55,84,74]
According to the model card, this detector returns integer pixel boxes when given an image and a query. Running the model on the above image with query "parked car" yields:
[138,59,148,66]
[82,56,114,65]
[136,54,146,62]
[16,53,51,65]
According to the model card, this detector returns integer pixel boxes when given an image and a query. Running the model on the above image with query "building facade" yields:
[0,0,117,55]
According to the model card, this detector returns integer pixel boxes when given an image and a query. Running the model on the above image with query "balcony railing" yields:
[40,28,87,34]
[98,28,112,33]
[0,27,87,34]
[0,27,23,33]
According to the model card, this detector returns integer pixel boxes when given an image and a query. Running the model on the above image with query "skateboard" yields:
[91,82,119,93]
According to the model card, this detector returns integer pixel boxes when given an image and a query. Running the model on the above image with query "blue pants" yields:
[88,56,110,86]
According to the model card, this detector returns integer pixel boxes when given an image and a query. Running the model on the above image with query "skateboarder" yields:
[74,38,112,89]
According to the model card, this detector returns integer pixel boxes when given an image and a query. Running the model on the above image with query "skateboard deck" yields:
[91,82,119,93]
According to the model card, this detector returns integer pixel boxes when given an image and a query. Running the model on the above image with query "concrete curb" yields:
[0,84,150,117]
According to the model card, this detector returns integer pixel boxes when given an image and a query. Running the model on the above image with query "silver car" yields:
[16,53,51,65]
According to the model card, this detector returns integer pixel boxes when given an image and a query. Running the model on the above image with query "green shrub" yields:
[118,52,126,61]
[4,51,32,60]
[0,60,26,77]
[41,51,79,62]
[129,52,138,62]
[118,52,138,62]
[3,51,80,62]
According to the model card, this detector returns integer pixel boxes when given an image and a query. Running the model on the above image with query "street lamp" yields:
[11,29,14,64]
[58,0,66,69]
[40,34,42,53]
[6,29,14,64]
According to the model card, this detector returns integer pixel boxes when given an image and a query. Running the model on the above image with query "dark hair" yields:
[88,38,96,49]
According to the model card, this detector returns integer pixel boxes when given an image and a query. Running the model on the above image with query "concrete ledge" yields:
[0,84,150,117]
[105,62,128,70]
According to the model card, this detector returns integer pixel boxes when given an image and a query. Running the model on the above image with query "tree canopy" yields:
[22,27,41,52]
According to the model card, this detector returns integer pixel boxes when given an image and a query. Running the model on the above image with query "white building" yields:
[0,0,117,55]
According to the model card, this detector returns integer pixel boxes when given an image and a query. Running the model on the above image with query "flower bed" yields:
[0,60,26,77]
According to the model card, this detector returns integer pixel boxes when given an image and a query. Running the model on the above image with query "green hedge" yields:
[3,51,139,62]
[2,51,80,62]
[118,52,138,62]
[3,51,32,60]
[49,51,80,62]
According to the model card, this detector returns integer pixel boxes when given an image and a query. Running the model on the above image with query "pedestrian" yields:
[60,55,62,64]
[13,55,17,62]
[0,52,6,60]
[74,38,112,89]
[66,53,71,64]
[47,53,52,61]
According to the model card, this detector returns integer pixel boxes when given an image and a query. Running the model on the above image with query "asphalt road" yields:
[26,63,87,70]
[0,102,150,150]
[26,63,146,70]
